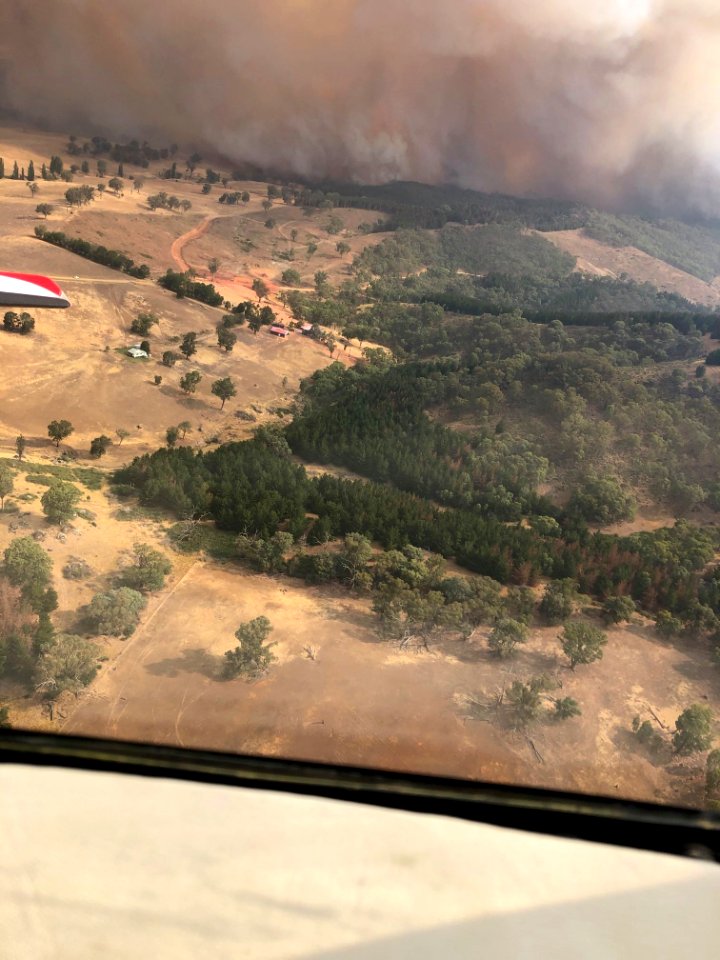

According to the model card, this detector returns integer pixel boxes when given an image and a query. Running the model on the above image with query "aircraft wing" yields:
[0,271,70,308]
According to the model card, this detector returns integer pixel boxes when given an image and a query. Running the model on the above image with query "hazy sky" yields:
[4,1,720,212]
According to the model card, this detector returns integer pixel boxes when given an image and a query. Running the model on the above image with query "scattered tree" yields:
[85,587,146,637]
[65,185,95,207]
[48,419,74,448]
[560,621,608,670]
[505,676,551,728]
[656,610,683,639]
[632,715,664,753]
[211,377,236,409]
[673,704,714,755]
[162,350,179,367]
[121,542,172,592]
[252,278,270,302]
[36,634,98,698]
[3,537,52,596]
[41,481,83,524]
[488,618,528,659]
[166,426,180,448]
[553,697,581,720]
[601,595,636,625]
[3,311,35,335]
[217,326,237,352]
[180,332,198,359]
[335,533,373,591]
[314,270,329,296]
[539,579,577,625]
[222,616,275,679]
[236,532,293,575]
[36,203,53,218]
[130,312,159,337]
[180,370,202,395]
[89,435,112,458]
[15,436,26,461]
[115,428,130,445]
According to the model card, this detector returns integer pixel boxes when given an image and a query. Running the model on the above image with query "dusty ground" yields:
[541,228,720,306]
[0,249,331,463]
[47,554,719,806]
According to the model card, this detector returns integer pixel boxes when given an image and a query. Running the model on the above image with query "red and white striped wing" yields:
[0,272,70,308]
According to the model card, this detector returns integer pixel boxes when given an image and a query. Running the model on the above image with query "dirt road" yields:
[170,214,220,273]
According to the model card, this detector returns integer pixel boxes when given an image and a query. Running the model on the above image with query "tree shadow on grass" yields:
[610,724,670,769]
[672,655,720,695]
[318,598,378,634]
[145,647,221,680]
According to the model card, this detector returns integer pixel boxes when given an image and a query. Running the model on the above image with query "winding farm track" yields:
[170,214,220,272]
[168,211,295,317]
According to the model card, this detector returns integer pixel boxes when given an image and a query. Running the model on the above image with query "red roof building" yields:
[269,325,290,338]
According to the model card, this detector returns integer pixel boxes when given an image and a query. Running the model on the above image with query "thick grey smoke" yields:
[4,1,720,212]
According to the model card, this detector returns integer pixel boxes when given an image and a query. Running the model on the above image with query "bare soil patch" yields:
[542,228,720,306]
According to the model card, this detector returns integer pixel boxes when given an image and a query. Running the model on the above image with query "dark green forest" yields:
[301,180,591,231]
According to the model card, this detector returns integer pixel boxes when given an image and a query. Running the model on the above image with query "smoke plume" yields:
[4,1,720,212]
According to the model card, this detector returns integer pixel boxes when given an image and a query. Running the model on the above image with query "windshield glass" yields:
[1,3,720,813]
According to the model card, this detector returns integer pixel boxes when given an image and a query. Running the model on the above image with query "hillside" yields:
[1,124,720,810]
[0,124,352,462]
[542,228,720,307]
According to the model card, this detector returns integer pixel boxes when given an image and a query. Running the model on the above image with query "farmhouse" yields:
[269,325,290,338]
[300,322,313,335]
[127,347,149,359]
